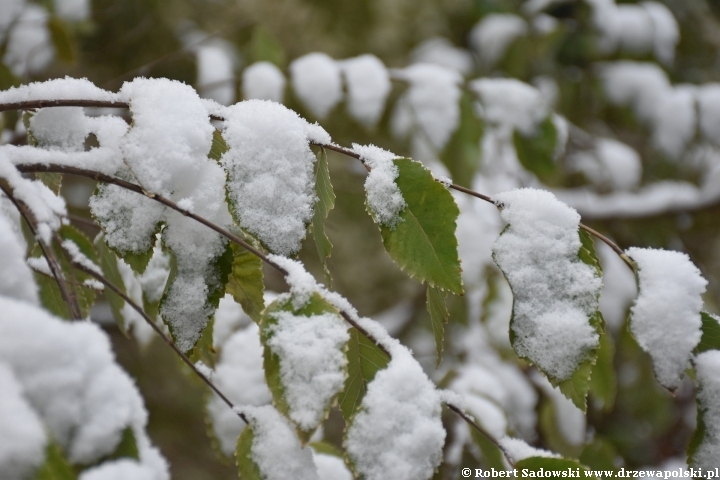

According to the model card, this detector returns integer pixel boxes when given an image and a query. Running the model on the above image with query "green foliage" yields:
[36,173,63,195]
[695,311,720,354]
[47,17,77,63]
[103,427,140,462]
[248,25,286,68]
[338,326,390,421]
[209,129,229,163]
[426,284,449,367]
[469,426,506,470]
[374,158,463,295]
[189,317,217,368]
[588,331,617,412]
[35,441,76,480]
[513,116,558,183]
[94,233,130,335]
[225,242,265,323]
[311,149,335,284]
[687,391,708,469]
[440,92,483,187]
[235,428,263,480]
[260,293,348,442]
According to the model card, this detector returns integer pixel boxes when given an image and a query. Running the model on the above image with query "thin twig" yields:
[71,260,249,425]
[446,403,515,468]
[0,183,83,319]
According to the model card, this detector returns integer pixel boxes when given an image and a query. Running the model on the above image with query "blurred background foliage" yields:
[4,0,720,478]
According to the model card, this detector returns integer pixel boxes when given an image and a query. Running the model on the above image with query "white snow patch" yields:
[471,78,548,136]
[290,53,342,119]
[243,61,286,103]
[196,42,236,106]
[469,14,528,68]
[353,143,406,227]
[313,453,352,480]
[499,436,559,463]
[411,37,474,76]
[340,55,391,128]
[692,350,720,469]
[0,205,38,304]
[0,76,117,104]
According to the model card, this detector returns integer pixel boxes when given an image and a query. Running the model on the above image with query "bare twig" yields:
[446,403,515,468]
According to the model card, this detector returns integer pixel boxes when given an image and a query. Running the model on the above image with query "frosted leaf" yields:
[471,78,548,136]
[207,323,271,457]
[237,405,319,480]
[266,311,349,430]
[0,76,117,104]
[393,63,462,150]
[290,53,342,119]
[30,107,89,152]
[0,204,38,304]
[410,37,474,76]
[196,43,236,106]
[353,143,406,227]
[0,363,47,479]
[499,437,559,463]
[691,350,720,468]
[0,296,169,478]
[469,14,528,68]
[340,55,391,128]
[221,100,320,256]
[243,61,286,103]
[313,453,352,480]
[492,188,602,381]
[346,345,445,480]
[62,239,102,275]
[626,247,706,389]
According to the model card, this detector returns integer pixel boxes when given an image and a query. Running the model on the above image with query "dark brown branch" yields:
[0,99,129,113]
[446,403,515,468]
[71,260,249,425]
[0,183,83,319]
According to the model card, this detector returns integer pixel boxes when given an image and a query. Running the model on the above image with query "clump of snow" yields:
[345,345,445,480]
[499,436,559,463]
[696,85,720,148]
[30,107,89,152]
[353,143,406,227]
[492,188,602,380]
[571,138,642,191]
[626,247,706,389]
[137,239,171,305]
[313,453,352,480]
[392,63,462,150]
[213,293,252,349]
[410,37,474,76]
[290,53,343,119]
[62,238,102,275]
[54,0,90,22]
[207,323,272,456]
[597,241,636,331]
[0,363,47,479]
[340,55,391,128]
[114,256,155,347]
[268,255,320,309]
[221,100,322,256]
[266,310,349,431]
[471,78,548,137]
[0,76,117,104]
[469,14,528,68]
[0,204,38,304]
[692,350,720,468]
[196,42,236,106]
[243,61,286,103]
[2,4,53,77]
[237,405,319,480]
[0,296,169,478]
[79,458,165,480]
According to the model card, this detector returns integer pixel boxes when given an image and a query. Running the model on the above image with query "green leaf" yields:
[235,427,263,480]
[208,241,234,310]
[35,441,76,480]
[104,427,140,462]
[311,149,335,284]
[468,421,506,470]
[426,285,449,367]
[513,116,558,181]
[260,293,347,443]
[695,311,720,354]
[36,173,63,195]
[208,129,229,163]
[249,25,286,68]
[58,224,99,318]
[48,17,77,63]
[588,331,616,412]
[94,233,130,335]
[338,326,390,421]
[439,92,483,188]
[310,441,345,458]
[226,242,265,323]
[189,317,217,368]
[580,436,619,471]
[516,456,590,475]
[0,62,21,91]
[374,158,463,295]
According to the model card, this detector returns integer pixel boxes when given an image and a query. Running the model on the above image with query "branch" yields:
[446,403,515,468]
[70,259,249,425]
[0,183,83,319]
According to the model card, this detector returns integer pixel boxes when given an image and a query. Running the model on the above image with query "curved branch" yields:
[446,403,515,468]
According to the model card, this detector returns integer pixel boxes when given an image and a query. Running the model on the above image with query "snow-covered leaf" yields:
[588,332,617,413]
[688,350,720,469]
[208,129,228,163]
[311,149,335,284]
[426,285,448,367]
[375,158,463,295]
[235,428,263,480]
[225,242,265,323]
[260,293,349,442]
[338,326,390,421]
[94,233,130,335]
[695,311,720,354]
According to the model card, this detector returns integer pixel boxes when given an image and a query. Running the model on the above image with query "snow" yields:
[266,310,349,431]
[268,255,320,309]
[410,38,474,76]
[594,138,642,190]
[242,61,286,103]
[137,240,170,304]
[221,100,321,256]
[596,241,636,331]
[290,53,343,119]
[692,350,720,469]
[54,0,90,22]
[2,4,53,77]
[0,296,169,478]
[499,436,558,463]
[340,55,391,128]
[196,43,236,106]
[642,2,680,65]
[236,405,319,480]
[116,256,155,347]
[30,107,89,151]
[533,371,586,445]
[313,453,352,480]
[392,63,463,150]
[492,188,602,380]
[626,247,706,389]
[0,363,47,480]
[212,293,252,349]
[353,143,406,227]
[471,78,548,137]
[0,204,38,304]
[207,323,271,457]
[345,345,445,480]
[79,459,163,480]
[696,84,720,147]
[469,14,528,68]
[62,238,102,275]
[0,76,117,104]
